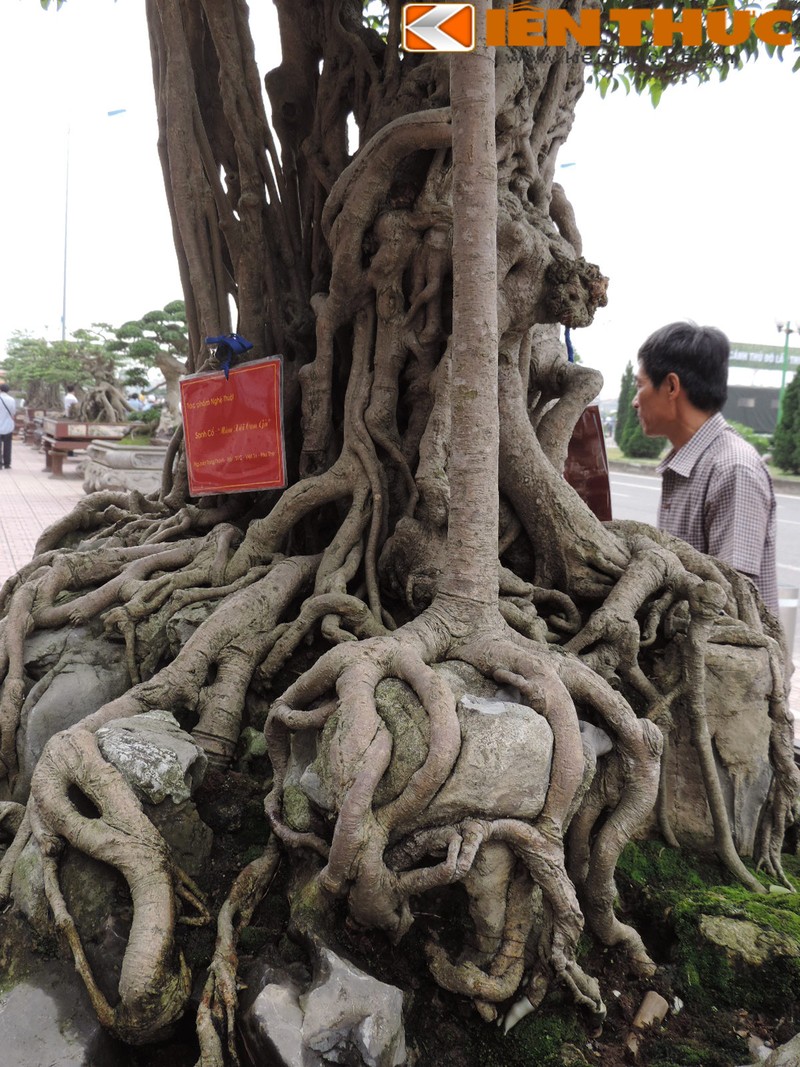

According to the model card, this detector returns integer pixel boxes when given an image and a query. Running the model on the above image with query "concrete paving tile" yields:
[0,439,86,584]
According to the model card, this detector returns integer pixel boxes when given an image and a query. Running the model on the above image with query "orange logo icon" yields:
[402,4,476,51]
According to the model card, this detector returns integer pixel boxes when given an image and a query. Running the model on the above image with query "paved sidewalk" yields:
[0,438,86,585]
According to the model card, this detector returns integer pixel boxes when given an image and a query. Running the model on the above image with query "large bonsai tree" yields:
[4,323,146,416]
[1,2,798,1063]
[115,300,190,434]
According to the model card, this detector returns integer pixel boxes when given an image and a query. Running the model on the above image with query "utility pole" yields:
[777,320,797,427]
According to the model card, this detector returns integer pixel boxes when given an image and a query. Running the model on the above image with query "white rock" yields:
[302,948,406,1067]
[241,948,407,1067]
[96,710,207,805]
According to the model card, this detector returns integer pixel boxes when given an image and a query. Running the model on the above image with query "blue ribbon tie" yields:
[565,326,574,364]
[205,333,254,380]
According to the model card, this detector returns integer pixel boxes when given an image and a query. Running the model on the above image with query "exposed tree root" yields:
[195,839,281,1067]
[24,727,197,1044]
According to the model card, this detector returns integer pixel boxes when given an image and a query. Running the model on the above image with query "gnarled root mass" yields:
[257,608,664,1016]
[1,467,793,1057]
[1,2,798,1062]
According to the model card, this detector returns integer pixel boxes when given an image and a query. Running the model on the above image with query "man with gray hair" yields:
[632,321,778,614]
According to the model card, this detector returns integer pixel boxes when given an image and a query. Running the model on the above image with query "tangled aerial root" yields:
[256,609,664,1029]
[2,727,205,1044]
[195,839,281,1067]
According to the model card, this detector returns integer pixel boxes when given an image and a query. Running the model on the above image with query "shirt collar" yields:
[656,411,727,477]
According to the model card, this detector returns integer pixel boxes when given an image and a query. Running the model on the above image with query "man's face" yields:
[633,363,673,438]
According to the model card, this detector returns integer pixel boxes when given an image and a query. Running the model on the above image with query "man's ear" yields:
[664,371,681,398]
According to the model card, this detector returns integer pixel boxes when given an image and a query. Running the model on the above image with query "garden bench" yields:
[42,433,93,476]
[40,418,129,477]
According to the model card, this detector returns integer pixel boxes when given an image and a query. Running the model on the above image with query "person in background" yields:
[632,321,778,614]
[63,386,79,418]
[0,384,17,470]
[128,393,144,411]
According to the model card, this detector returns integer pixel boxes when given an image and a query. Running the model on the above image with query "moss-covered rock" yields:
[698,914,800,967]
[283,782,313,832]
[617,841,800,1013]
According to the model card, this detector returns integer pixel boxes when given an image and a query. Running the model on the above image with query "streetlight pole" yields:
[777,321,797,427]
[61,128,70,342]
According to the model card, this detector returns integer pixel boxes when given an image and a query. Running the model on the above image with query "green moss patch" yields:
[617,841,800,1012]
[648,1030,749,1067]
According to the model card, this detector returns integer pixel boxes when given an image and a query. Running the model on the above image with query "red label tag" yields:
[180,358,287,496]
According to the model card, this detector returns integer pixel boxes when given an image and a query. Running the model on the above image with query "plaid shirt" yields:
[656,412,778,613]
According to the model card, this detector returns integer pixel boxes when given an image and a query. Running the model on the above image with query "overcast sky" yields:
[563,53,800,396]
[1,1,798,400]
[0,1,181,345]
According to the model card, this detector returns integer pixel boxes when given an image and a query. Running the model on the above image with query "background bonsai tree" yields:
[115,299,188,436]
[3,314,175,421]
[0,1,798,1063]
[2,334,76,410]
[4,329,127,414]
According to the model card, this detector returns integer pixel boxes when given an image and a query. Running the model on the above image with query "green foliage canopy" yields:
[114,300,188,378]
[3,301,187,406]
[615,361,635,448]
[772,372,800,473]
[354,1,800,107]
[588,1,800,107]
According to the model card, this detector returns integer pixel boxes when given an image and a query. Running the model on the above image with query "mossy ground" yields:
[225,838,798,1066]
[116,435,157,446]
[299,840,800,1066]
[108,826,800,1065]
[617,841,800,1015]
[6,775,799,1066]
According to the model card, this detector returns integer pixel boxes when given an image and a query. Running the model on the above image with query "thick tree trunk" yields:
[440,1,499,614]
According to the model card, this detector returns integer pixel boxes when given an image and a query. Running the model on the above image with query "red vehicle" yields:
[564,404,612,522]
